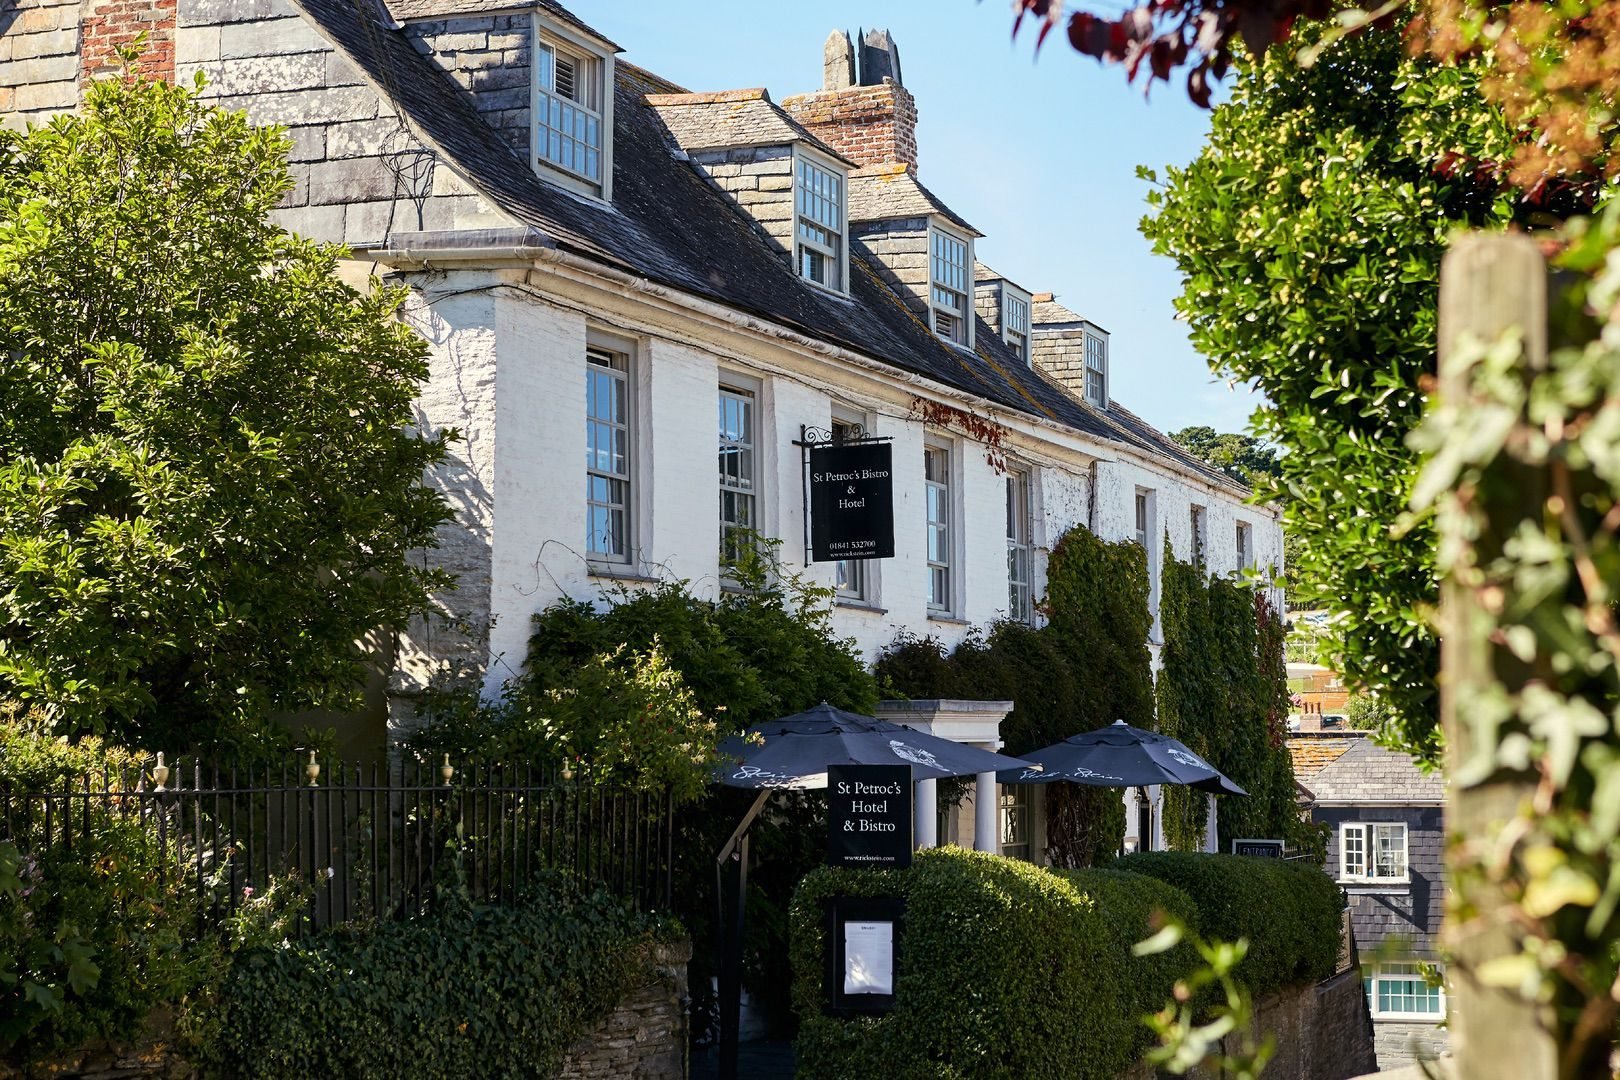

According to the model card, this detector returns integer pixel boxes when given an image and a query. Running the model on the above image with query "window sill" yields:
[1368,1013,1446,1024]
[834,599,888,615]
[927,613,970,626]
[1342,881,1411,894]
[800,276,855,303]
[587,565,662,584]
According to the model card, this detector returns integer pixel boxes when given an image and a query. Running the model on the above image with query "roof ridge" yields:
[644,88,769,106]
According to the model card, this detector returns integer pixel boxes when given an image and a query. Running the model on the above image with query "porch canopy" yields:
[996,719,1247,796]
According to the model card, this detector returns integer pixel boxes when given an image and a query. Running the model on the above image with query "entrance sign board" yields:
[823,894,905,1016]
[808,441,895,562]
[1232,838,1285,858]
[827,764,912,869]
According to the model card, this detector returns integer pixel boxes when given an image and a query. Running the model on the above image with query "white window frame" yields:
[998,783,1032,861]
[1001,282,1033,364]
[1235,520,1254,574]
[831,406,879,605]
[585,338,635,568]
[925,438,957,616]
[1340,822,1409,884]
[928,222,974,349]
[1006,466,1034,625]
[1084,331,1108,407]
[1135,487,1160,640]
[1366,962,1446,1021]
[718,375,763,573]
[793,146,849,295]
[533,19,615,201]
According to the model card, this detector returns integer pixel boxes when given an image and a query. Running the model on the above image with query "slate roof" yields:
[644,89,852,163]
[1309,739,1445,804]
[1286,732,1363,781]
[848,163,981,236]
[291,0,1244,492]
[387,0,619,50]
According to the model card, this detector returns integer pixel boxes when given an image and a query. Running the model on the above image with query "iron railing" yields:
[1,756,674,930]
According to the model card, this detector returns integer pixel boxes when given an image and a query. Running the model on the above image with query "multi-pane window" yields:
[1136,488,1160,638]
[930,228,970,345]
[536,36,604,185]
[718,384,757,566]
[1366,963,1445,1020]
[796,156,844,291]
[832,418,868,601]
[1134,490,1150,548]
[1341,822,1408,882]
[1190,505,1207,570]
[1084,333,1107,406]
[925,445,952,612]
[1006,469,1033,624]
[1003,290,1030,362]
[585,346,631,562]
[1235,521,1253,573]
[999,784,1031,861]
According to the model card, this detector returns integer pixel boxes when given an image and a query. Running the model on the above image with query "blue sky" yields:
[567,0,1261,439]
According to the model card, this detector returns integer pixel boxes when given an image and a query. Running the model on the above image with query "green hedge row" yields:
[201,880,667,1079]
[792,848,1343,1079]
[1114,851,1344,998]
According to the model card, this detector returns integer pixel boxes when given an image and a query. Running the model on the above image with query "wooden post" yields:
[1435,233,1558,1079]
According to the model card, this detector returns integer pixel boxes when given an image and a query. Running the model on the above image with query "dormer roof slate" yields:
[645,89,853,163]
[387,0,620,51]
[849,162,980,236]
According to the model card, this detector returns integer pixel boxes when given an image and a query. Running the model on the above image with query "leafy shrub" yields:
[790,848,1134,1080]
[203,878,667,1079]
[1114,852,1343,999]
[0,716,216,1064]
[1058,868,1200,1056]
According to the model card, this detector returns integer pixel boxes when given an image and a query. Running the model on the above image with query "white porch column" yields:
[914,778,938,848]
[1204,793,1219,853]
[974,771,998,853]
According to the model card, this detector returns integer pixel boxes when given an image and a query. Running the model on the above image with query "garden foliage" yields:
[202,878,666,1079]
[791,847,1342,1078]
[875,525,1152,865]
[0,73,451,753]
[1156,550,1318,857]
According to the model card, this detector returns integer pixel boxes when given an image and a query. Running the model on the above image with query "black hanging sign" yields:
[808,441,895,563]
[827,764,912,869]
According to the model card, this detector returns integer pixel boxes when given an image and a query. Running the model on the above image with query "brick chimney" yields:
[81,0,177,88]
[781,29,919,174]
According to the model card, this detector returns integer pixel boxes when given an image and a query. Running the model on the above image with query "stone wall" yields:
[0,0,80,126]
[560,940,691,1080]
[781,79,917,173]
[1375,1019,1447,1069]
[404,13,529,157]
[1123,967,1378,1080]
[686,143,795,261]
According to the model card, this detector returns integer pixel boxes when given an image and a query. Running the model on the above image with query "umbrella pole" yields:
[716,789,770,1080]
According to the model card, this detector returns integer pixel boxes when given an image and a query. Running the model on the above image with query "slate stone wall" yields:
[404,13,528,157]
[1319,804,1444,957]
[687,144,795,260]
[0,0,81,125]
[560,940,691,1080]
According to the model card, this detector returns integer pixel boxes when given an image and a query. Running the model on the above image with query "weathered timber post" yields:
[1434,233,1558,1079]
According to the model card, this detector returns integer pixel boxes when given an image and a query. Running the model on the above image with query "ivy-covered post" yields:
[1434,233,1558,1078]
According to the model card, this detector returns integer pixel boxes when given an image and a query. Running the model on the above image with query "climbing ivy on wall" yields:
[875,526,1154,866]
[1157,546,1318,857]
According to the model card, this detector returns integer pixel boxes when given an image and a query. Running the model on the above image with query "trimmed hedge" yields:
[1059,868,1200,1057]
[1114,851,1344,998]
[790,848,1134,1080]
[202,880,667,1079]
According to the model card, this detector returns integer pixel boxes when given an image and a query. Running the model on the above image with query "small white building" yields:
[0,0,1281,856]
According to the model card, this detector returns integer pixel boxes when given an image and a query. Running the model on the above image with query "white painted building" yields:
[1,0,1281,857]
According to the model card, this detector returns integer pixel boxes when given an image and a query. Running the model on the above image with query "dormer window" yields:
[1001,283,1032,364]
[534,23,614,199]
[795,150,847,292]
[1084,331,1107,406]
[930,225,972,347]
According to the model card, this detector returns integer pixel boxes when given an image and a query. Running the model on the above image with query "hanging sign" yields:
[827,764,912,869]
[1231,838,1285,858]
[809,441,895,563]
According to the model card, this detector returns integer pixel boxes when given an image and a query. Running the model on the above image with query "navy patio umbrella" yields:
[996,719,1247,796]
[714,701,1039,789]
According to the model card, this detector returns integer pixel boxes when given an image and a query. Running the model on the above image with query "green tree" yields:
[1138,27,1539,758]
[1169,426,1280,484]
[0,73,452,752]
